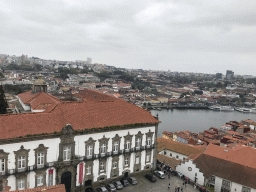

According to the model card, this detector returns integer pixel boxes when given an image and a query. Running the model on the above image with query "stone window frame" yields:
[242,186,251,192]
[111,156,119,177]
[123,154,130,168]
[112,134,121,154]
[16,174,27,190]
[98,159,107,174]
[135,131,143,148]
[85,137,96,158]
[145,150,151,163]
[0,150,9,175]
[34,144,48,169]
[98,135,110,157]
[84,161,94,182]
[145,130,154,146]
[221,179,231,189]
[58,124,75,162]
[35,170,46,188]
[134,152,141,172]
[14,146,30,172]
[124,132,133,151]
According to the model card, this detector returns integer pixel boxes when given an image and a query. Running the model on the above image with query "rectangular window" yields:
[147,137,151,146]
[18,156,26,169]
[37,175,43,187]
[18,179,25,190]
[0,159,4,173]
[210,176,215,184]
[170,153,172,157]
[176,155,179,159]
[48,174,53,186]
[113,162,118,169]
[113,142,119,152]
[63,146,71,161]
[125,141,130,150]
[37,153,44,165]
[86,166,91,175]
[146,154,150,162]
[87,145,93,157]
[136,138,141,147]
[100,162,104,172]
[125,157,129,166]
[101,144,106,154]
[136,156,140,164]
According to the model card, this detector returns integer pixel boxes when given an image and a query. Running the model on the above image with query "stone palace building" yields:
[0,78,159,191]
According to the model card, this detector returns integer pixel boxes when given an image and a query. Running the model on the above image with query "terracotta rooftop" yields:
[157,138,205,156]
[0,90,159,140]
[204,144,256,169]
[193,154,256,189]
[157,154,180,169]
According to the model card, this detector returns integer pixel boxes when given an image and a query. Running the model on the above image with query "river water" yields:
[150,109,256,136]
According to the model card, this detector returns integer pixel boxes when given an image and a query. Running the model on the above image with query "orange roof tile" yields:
[0,90,159,140]
[157,154,180,169]
[157,138,205,156]
[204,144,256,169]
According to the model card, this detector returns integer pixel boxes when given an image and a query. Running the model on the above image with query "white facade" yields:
[213,176,256,192]
[176,160,256,192]
[176,159,205,186]
[0,126,156,191]
[159,150,188,161]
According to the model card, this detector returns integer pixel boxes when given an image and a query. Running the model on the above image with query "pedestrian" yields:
[194,185,196,190]
[168,183,170,190]
[181,187,183,192]
[175,186,177,192]
[168,174,170,179]
[177,186,180,192]
[185,181,187,188]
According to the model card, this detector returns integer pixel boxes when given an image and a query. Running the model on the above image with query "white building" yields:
[0,82,159,192]
[176,144,256,192]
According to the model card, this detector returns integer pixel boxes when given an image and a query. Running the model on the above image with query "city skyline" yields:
[1,0,256,75]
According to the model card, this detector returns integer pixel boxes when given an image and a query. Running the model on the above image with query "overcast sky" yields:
[1,0,256,75]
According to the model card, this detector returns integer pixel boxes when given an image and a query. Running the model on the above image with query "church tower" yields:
[32,74,47,93]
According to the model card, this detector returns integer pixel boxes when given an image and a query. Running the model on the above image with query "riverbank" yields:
[150,109,256,134]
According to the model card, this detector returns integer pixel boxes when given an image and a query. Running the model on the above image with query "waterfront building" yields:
[0,78,159,191]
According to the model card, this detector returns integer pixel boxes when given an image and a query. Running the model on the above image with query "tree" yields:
[0,85,8,114]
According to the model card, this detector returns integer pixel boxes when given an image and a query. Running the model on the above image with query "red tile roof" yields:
[157,138,205,156]
[157,154,180,169]
[18,91,40,104]
[204,144,256,169]
[193,154,256,189]
[0,90,159,140]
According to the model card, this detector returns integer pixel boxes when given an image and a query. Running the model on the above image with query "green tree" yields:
[0,85,8,114]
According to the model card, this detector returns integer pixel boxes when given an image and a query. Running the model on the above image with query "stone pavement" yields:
[120,175,199,192]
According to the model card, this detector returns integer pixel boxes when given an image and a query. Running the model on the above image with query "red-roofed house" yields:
[0,79,160,191]
[176,144,256,191]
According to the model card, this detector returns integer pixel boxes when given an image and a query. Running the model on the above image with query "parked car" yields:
[120,178,129,187]
[85,187,95,192]
[127,177,137,185]
[106,183,116,192]
[145,173,156,182]
[154,171,166,179]
[112,181,123,190]
[97,187,108,192]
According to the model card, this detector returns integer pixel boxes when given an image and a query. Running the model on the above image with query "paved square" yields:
[120,175,199,192]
